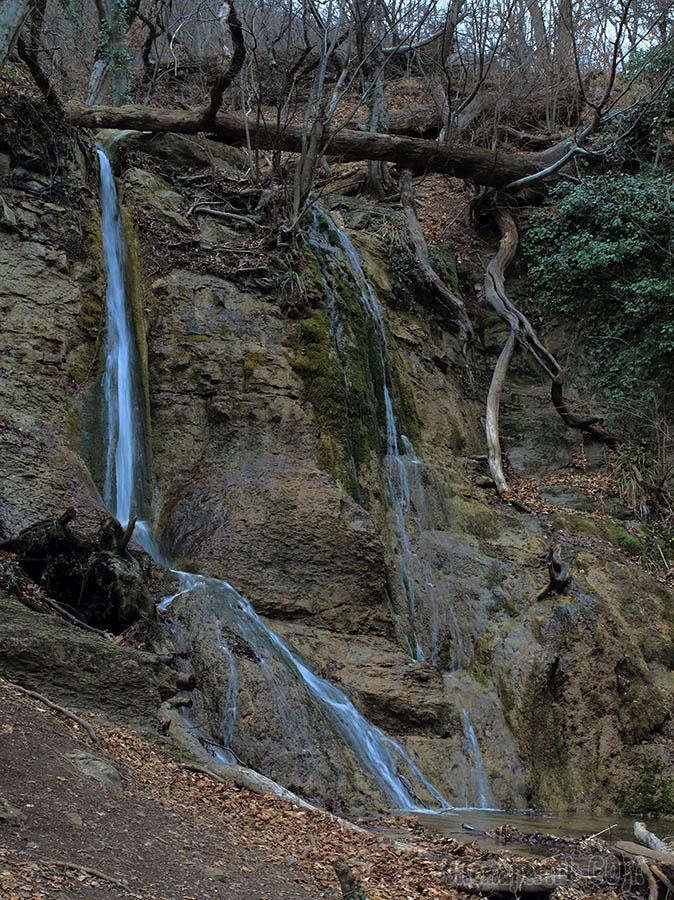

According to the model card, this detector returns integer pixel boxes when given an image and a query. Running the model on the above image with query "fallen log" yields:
[635,821,672,854]
[615,841,674,868]
[67,103,548,188]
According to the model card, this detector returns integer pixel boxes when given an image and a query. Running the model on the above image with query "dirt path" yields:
[0,678,479,898]
[0,680,316,899]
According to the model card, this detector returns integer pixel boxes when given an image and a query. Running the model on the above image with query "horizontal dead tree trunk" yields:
[357,94,493,139]
[67,104,544,188]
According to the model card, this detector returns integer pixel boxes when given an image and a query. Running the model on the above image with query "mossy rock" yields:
[451,497,502,540]
[599,521,645,556]
[617,754,674,816]
[555,513,601,539]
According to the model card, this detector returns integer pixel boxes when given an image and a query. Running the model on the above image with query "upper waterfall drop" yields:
[308,211,464,666]
[97,146,142,526]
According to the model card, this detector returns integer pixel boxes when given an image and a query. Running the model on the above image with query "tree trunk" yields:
[67,103,547,188]
[86,0,132,105]
[399,169,473,346]
[0,0,31,68]
[86,59,110,105]
[485,332,515,494]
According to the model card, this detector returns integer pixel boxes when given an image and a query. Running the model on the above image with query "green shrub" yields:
[523,174,674,421]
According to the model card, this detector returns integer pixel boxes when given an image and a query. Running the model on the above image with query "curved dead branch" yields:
[8,682,101,745]
[483,209,519,492]
[484,208,615,450]
[485,332,515,494]
[399,169,473,352]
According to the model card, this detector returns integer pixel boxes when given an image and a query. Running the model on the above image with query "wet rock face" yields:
[93,149,674,811]
[1,115,672,815]
[0,106,106,538]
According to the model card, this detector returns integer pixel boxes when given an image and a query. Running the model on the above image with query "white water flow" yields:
[96,147,447,812]
[163,573,449,810]
[214,623,238,760]
[98,147,138,525]
[461,708,495,809]
[310,213,459,665]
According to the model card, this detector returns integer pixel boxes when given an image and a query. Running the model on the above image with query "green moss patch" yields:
[618,755,674,816]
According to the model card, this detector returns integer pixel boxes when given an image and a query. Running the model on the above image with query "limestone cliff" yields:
[1,98,672,816]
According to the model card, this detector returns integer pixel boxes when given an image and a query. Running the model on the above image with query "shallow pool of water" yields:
[416,808,663,855]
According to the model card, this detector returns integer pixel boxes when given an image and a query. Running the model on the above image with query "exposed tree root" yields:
[37,858,142,899]
[37,593,113,639]
[8,682,101,746]
[2,510,153,633]
[483,205,615,493]
[399,169,473,354]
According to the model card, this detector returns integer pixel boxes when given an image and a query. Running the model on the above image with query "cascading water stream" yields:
[309,212,464,666]
[98,147,140,526]
[461,709,495,810]
[162,573,447,810]
[95,147,447,812]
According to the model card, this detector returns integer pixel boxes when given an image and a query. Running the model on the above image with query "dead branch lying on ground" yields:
[8,682,101,746]
[37,858,142,899]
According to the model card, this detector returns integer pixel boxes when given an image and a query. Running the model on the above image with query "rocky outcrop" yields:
[0,591,175,728]
[1,97,672,815]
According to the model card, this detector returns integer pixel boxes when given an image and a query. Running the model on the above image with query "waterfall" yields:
[163,574,448,810]
[215,622,238,758]
[95,147,447,812]
[309,212,463,666]
[98,147,141,525]
[461,709,495,809]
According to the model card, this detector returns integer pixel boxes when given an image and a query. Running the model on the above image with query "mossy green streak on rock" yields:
[387,344,421,447]
[77,212,106,342]
[291,244,394,498]
[121,207,154,482]
[555,512,646,557]
[291,306,356,492]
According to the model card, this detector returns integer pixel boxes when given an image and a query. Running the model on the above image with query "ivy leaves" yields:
[523,174,674,419]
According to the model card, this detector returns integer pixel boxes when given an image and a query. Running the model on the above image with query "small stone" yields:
[474,476,495,488]
[0,196,17,231]
[64,810,83,827]
[67,752,123,795]
[204,866,227,882]
[0,797,26,826]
